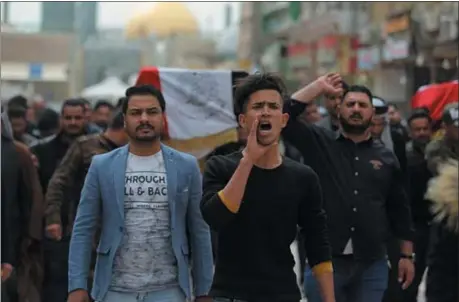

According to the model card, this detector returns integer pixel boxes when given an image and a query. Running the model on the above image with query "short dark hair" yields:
[408,109,432,127]
[94,100,115,111]
[116,97,126,109]
[37,108,60,132]
[80,98,91,107]
[7,105,27,119]
[234,72,286,115]
[108,110,124,130]
[8,95,28,109]
[387,102,398,110]
[123,85,166,114]
[61,98,86,114]
[342,85,373,104]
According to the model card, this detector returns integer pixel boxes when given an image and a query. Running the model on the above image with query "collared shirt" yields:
[282,99,414,261]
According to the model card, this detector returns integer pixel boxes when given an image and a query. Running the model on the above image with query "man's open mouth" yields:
[258,121,272,131]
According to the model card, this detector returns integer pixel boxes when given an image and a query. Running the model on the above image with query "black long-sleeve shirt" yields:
[201,152,331,302]
[282,99,414,261]
[406,142,433,226]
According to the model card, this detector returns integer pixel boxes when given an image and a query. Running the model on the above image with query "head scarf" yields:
[1,104,14,139]
[372,97,394,151]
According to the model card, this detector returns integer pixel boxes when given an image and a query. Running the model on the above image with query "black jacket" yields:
[31,132,86,194]
[406,142,433,226]
[1,135,24,266]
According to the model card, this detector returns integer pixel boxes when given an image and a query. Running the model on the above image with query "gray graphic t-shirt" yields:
[110,151,178,292]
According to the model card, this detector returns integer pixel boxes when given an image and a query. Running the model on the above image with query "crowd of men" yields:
[1,72,458,302]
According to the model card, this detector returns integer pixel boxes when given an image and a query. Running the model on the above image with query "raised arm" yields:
[282,74,343,156]
[200,154,253,231]
[201,118,274,230]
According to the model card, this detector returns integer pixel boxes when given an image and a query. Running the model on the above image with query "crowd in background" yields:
[1,74,458,302]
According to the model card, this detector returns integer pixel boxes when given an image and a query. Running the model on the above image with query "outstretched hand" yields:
[242,117,277,163]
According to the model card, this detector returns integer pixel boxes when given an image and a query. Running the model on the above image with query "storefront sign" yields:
[384,15,410,35]
[317,36,338,65]
[29,63,43,80]
[287,43,312,68]
[358,47,380,71]
[382,39,410,61]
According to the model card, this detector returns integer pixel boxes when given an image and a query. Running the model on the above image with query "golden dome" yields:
[125,2,199,39]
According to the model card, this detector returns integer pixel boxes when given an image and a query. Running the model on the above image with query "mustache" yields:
[136,124,153,131]
[350,113,363,119]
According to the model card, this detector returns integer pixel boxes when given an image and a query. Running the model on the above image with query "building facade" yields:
[284,2,365,89]
[0,31,75,101]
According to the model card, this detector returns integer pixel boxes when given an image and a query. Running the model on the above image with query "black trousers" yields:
[383,225,430,302]
[42,237,70,302]
[1,272,18,302]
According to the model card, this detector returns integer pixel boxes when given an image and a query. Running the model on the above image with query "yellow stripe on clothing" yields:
[312,261,334,276]
[217,190,239,214]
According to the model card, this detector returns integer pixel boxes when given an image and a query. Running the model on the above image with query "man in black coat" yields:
[31,99,89,302]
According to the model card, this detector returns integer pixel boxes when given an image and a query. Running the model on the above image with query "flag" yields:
[136,67,248,163]
[411,80,459,121]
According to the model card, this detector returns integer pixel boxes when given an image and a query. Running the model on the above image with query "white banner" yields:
[159,68,237,140]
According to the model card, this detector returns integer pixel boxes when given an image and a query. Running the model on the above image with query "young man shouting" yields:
[201,73,335,302]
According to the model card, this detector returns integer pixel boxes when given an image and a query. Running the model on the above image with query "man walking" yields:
[45,110,128,241]
[68,85,213,302]
[283,76,415,302]
[32,98,89,302]
[201,73,335,302]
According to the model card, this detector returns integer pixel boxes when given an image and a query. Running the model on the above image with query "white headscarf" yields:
[372,97,394,151]
[1,105,14,139]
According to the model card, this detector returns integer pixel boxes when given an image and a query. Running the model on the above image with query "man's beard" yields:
[129,124,160,142]
[339,115,371,135]
[95,121,108,130]
[412,137,430,150]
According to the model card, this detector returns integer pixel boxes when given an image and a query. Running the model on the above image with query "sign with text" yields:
[382,39,410,61]
[29,63,43,80]
[358,47,380,71]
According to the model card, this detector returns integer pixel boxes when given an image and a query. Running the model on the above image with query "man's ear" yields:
[281,113,289,128]
[238,113,246,130]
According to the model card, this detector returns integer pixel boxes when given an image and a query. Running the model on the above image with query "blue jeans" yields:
[304,257,388,302]
[100,287,186,302]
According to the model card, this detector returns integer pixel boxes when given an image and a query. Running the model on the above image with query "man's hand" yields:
[67,289,90,302]
[398,258,415,290]
[316,73,344,97]
[31,153,39,168]
[195,296,213,302]
[1,263,13,282]
[242,117,278,163]
[46,223,62,241]
[291,72,343,104]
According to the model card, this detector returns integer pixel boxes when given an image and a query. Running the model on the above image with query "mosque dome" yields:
[125,2,199,39]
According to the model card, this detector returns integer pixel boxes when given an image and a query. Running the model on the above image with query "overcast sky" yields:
[1,1,240,31]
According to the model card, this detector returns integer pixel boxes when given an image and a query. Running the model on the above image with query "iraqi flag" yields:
[411,80,459,121]
[135,67,248,163]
